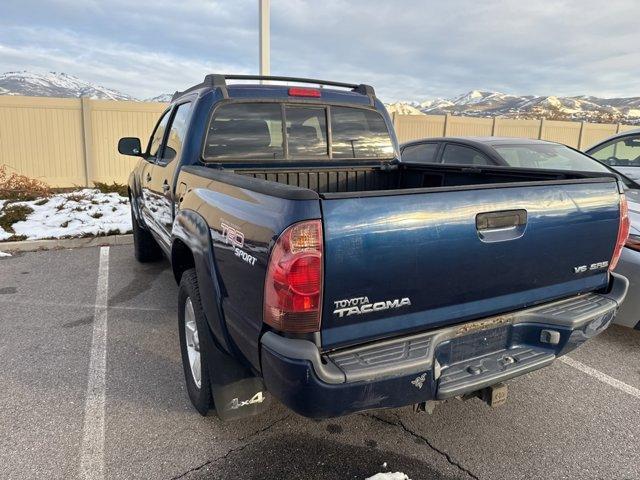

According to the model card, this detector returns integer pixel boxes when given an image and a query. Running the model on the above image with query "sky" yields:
[1,0,639,102]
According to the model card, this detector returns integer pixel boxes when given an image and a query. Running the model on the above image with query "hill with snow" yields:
[0,71,134,100]
[145,93,173,102]
[1,72,638,123]
[386,90,640,124]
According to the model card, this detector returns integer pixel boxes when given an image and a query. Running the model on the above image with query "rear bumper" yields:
[260,273,628,418]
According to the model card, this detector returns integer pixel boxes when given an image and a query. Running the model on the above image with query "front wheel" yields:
[178,269,214,416]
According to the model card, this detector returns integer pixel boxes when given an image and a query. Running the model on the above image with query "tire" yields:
[131,204,162,263]
[178,268,214,416]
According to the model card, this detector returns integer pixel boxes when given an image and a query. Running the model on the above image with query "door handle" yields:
[162,181,170,192]
[476,209,527,242]
[146,172,152,182]
[476,209,527,231]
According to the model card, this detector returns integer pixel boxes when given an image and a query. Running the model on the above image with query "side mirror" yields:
[118,137,143,157]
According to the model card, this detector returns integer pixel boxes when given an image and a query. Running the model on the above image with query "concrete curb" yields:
[0,234,133,252]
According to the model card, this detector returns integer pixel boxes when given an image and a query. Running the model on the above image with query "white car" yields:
[587,131,640,329]
[587,129,640,182]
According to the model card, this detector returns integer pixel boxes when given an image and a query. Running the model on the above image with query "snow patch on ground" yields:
[0,250,11,257]
[0,189,131,241]
[366,473,410,480]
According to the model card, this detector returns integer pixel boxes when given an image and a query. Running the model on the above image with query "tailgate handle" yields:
[476,209,527,242]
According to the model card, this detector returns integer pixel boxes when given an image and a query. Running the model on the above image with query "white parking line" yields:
[559,355,640,400]
[0,297,167,312]
[79,246,110,480]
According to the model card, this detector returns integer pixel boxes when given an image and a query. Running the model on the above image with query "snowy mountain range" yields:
[1,72,640,123]
[386,90,640,124]
[0,71,136,101]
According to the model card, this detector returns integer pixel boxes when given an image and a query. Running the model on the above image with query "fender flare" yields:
[172,208,235,356]
[173,209,266,418]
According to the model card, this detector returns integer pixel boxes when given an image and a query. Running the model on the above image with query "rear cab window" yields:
[203,102,393,161]
[330,107,394,158]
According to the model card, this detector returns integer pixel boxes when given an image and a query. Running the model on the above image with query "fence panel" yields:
[0,96,85,187]
[446,116,493,137]
[493,118,540,139]
[540,120,582,148]
[580,123,619,150]
[619,124,639,133]
[87,100,167,184]
[394,114,445,143]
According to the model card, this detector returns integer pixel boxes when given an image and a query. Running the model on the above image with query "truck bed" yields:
[183,163,621,350]
[234,162,613,198]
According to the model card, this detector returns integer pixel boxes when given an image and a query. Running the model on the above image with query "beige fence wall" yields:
[0,96,166,187]
[0,95,638,187]
[394,113,636,150]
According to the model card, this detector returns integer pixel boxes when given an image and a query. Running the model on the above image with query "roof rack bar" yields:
[171,74,375,103]
[216,74,361,90]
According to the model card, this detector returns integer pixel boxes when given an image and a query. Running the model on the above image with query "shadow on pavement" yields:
[186,433,467,480]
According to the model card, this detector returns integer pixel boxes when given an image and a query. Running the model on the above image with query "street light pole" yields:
[259,0,270,82]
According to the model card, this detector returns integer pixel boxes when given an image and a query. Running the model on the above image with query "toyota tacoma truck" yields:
[121,74,630,420]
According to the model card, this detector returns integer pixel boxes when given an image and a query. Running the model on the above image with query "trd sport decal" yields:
[333,296,412,318]
[221,221,257,267]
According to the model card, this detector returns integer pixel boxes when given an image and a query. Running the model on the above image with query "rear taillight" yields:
[264,220,323,333]
[610,194,630,270]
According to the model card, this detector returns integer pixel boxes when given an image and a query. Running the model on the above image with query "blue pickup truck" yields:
[121,75,630,420]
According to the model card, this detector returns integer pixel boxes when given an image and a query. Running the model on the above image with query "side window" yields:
[285,106,328,158]
[204,103,284,159]
[402,143,439,163]
[147,110,171,160]
[158,102,192,165]
[590,136,640,167]
[441,144,493,166]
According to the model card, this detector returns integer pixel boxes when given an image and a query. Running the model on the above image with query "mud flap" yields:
[197,309,270,420]
[212,379,269,421]
[202,340,270,421]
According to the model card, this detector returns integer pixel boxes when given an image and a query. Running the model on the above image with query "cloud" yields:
[1,0,639,101]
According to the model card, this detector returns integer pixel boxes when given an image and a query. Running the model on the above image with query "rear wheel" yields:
[131,204,162,263]
[178,269,214,416]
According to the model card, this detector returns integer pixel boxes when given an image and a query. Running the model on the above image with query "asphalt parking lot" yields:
[1,245,639,480]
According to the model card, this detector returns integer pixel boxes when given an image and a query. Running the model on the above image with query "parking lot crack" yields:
[363,413,481,480]
[238,413,292,441]
[168,414,291,479]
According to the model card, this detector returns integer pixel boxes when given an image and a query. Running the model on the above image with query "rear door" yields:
[146,101,193,243]
[140,109,170,234]
[320,180,621,350]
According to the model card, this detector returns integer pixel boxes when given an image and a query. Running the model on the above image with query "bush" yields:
[0,165,51,201]
[65,192,88,202]
[0,204,33,233]
[94,181,128,197]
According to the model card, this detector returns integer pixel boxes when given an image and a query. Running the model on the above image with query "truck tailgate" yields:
[320,180,620,350]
